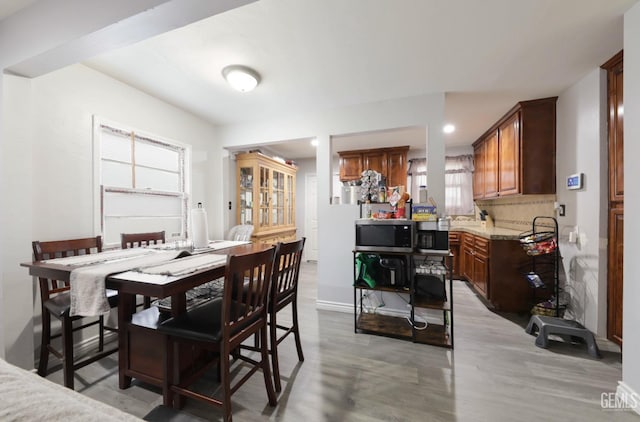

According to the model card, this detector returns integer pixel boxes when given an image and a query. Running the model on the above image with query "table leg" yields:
[118,292,135,389]
[171,293,187,317]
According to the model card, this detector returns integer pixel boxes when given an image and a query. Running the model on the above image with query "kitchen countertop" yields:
[450,225,523,240]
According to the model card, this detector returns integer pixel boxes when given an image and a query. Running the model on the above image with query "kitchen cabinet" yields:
[448,231,461,278]
[338,146,409,188]
[339,152,363,182]
[386,148,409,189]
[473,97,557,199]
[363,150,387,178]
[498,113,520,196]
[473,142,485,200]
[236,152,297,245]
[457,230,534,312]
[462,233,489,299]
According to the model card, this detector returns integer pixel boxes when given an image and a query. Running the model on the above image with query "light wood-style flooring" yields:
[43,262,637,421]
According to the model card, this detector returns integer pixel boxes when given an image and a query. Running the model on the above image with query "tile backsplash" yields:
[475,194,556,231]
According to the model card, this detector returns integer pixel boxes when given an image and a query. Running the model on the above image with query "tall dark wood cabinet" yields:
[602,51,624,346]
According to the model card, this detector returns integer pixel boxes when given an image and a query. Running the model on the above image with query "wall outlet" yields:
[558,204,565,217]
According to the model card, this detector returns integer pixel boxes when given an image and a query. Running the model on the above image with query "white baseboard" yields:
[616,381,640,415]
[315,300,440,324]
[315,300,352,313]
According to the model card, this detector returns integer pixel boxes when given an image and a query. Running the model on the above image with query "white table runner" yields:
[70,250,184,317]
[137,254,227,276]
[43,248,157,266]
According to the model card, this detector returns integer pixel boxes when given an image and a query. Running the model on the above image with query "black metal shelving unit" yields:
[520,216,562,317]
[352,203,453,348]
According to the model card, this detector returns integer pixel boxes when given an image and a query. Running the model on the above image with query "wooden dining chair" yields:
[158,247,277,422]
[121,231,166,308]
[226,224,254,241]
[268,237,306,392]
[121,230,166,249]
[32,236,119,389]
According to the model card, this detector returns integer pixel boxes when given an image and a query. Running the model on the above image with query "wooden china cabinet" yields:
[236,152,297,245]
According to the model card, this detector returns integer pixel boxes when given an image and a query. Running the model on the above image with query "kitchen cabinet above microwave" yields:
[472,97,557,199]
[338,146,409,188]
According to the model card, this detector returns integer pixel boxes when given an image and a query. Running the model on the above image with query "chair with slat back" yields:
[32,236,119,389]
[121,230,166,249]
[121,231,166,308]
[158,246,278,422]
[269,237,306,391]
[226,225,254,241]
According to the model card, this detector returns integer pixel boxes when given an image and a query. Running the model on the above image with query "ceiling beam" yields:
[1,0,256,76]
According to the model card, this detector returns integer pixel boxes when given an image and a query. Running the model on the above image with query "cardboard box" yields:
[412,204,437,221]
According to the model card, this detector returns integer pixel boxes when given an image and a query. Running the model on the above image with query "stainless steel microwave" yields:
[355,219,415,253]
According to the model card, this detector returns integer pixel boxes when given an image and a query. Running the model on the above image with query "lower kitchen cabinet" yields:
[462,233,489,299]
[456,230,533,312]
[448,232,461,278]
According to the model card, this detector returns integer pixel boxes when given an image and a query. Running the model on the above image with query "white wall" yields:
[623,0,640,405]
[0,72,6,359]
[1,64,220,367]
[445,145,473,156]
[555,68,608,336]
[218,93,445,310]
[294,157,316,243]
[1,74,34,365]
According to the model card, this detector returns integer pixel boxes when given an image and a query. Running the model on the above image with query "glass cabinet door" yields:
[259,166,270,228]
[286,174,294,225]
[273,170,285,226]
[239,166,253,225]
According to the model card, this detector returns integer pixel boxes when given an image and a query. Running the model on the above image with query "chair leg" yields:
[143,296,151,309]
[162,335,174,408]
[261,324,277,406]
[38,311,51,377]
[98,315,105,352]
[220,343,233,422]
[270,312,282,392]
[292,299,304,362]
[62,317,75,389]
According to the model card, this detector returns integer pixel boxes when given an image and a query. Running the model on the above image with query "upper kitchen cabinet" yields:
[236,152,297,245]
[338,146,409,188]
[473,129,499,200]
[339,151,363,182]
[473,97,557,199]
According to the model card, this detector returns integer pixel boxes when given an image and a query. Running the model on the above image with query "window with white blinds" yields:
[94,119,189,247]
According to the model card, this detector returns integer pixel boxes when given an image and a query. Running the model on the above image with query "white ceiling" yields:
[4,0,637,159]
[0,0,37,20]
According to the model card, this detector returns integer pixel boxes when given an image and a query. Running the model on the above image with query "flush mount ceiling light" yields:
[222,65,260,92]
[443,124,456,134]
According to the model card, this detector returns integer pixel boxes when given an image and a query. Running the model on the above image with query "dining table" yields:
[22,240,272,389]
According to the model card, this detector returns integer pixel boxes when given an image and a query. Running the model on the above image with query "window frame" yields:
[92,116,191,248]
